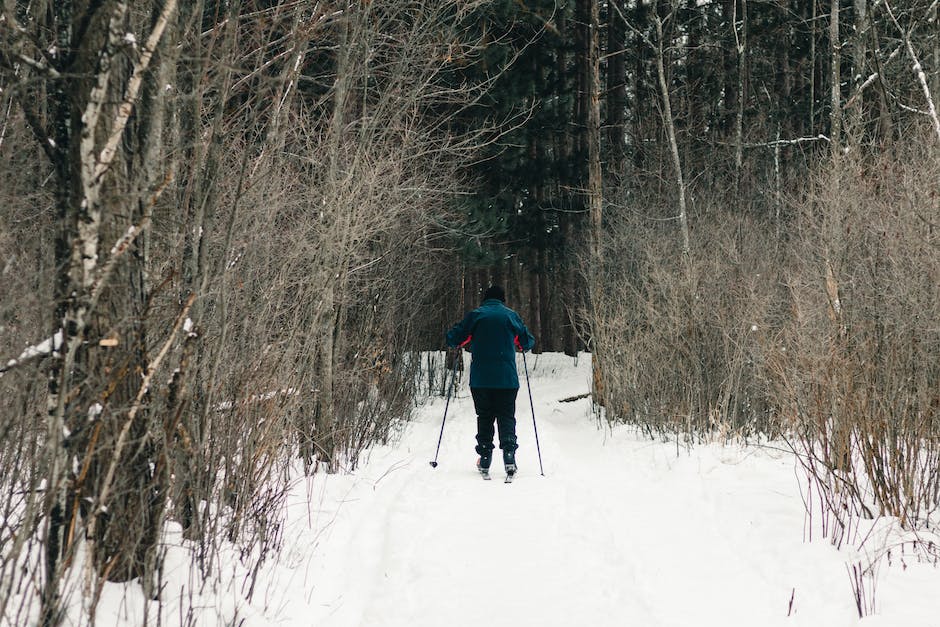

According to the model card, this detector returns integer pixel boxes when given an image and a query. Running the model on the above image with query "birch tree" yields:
[1,1,181,619]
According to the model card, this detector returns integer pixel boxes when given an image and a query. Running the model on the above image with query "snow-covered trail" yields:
[183,353,939,627]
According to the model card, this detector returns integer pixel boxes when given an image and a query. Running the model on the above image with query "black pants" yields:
[470,387,518,455]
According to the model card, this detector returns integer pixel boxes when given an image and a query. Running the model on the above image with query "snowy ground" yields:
[93,353,940,627]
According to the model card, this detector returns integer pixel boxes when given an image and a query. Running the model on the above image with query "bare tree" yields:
[0,0,500,623]
[653,0,691,257]
[0,3,183,620]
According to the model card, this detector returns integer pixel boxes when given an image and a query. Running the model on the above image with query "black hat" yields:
[483,285,505,302]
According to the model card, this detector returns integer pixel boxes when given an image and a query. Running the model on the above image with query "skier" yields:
[446,285,535,479]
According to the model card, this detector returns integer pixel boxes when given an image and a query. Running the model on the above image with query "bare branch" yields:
[713,134,832,149]
[87,171,173,313]
[0,331,63,377]
[883,0,940,142]
[843,45,902,110]
[94,0,179,182]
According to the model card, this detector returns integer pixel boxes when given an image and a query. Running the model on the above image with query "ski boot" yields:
[503,449,517,481]
[477,451,492,480]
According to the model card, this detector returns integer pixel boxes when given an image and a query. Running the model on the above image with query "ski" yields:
[504,464,517,483]
[504,473,514,483]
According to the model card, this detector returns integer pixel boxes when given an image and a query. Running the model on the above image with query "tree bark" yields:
[634,0,650,168]
[654,7,691,257]
[555,6,578,357]
[848,0,870,145]
[314,283,337,469]
[606,0,628,177]
[581,0,604,400]
[723,0,739,134]
[734,0,748,186]
[12,1,181,618]
[830,0,842,159]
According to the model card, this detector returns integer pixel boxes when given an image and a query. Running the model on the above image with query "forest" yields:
[0,0,937,624]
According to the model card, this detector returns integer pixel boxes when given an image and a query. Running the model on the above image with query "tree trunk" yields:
[723,0,739,135]
[655,7,691,257]
[314,283,337,469]
[529,256,543,353]
[177,0,235,540]
[606,0,628,177]
[811,0,818,134]
[555,6,578,358]
[848,0,870,145]
[586,0,603,278]
[734,0,748,188]
[537,247,553,352]
[830,0,842,159]
[685,0,704,137]
[580,0,604,401]
[22,1,180,618]
[634,0,650,168]
[934,2,939,108]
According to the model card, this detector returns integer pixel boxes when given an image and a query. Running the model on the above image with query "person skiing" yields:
[446,285,535,478]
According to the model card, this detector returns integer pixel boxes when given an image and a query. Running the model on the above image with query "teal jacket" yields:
[446,299,536,389]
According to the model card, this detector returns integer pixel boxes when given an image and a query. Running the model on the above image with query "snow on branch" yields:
[843,46,902,110]
[0,331,63,377]
[215,388,300,412]
[715,135,832,149]
[883,0,940,142]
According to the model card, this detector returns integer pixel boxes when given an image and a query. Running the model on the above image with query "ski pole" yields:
[429,349,461,468]
[521,351,544,476]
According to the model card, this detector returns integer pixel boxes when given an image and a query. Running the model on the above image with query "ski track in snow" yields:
[269,354,940,627]
[90,353,940,627]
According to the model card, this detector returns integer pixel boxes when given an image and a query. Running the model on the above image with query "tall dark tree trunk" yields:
[607,0,628,177]
[579,0,604,399]
[538,248,553,352]
[685,0,704,139]
[723,0,740,135]
[634,0,650,168]
[556,5,579,358]
[830,0,842,158]
[847,0,870,145]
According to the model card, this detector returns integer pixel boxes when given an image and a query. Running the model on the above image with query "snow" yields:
[6,330,63,368]
[87,402,103,421]
[50,354,940,625]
